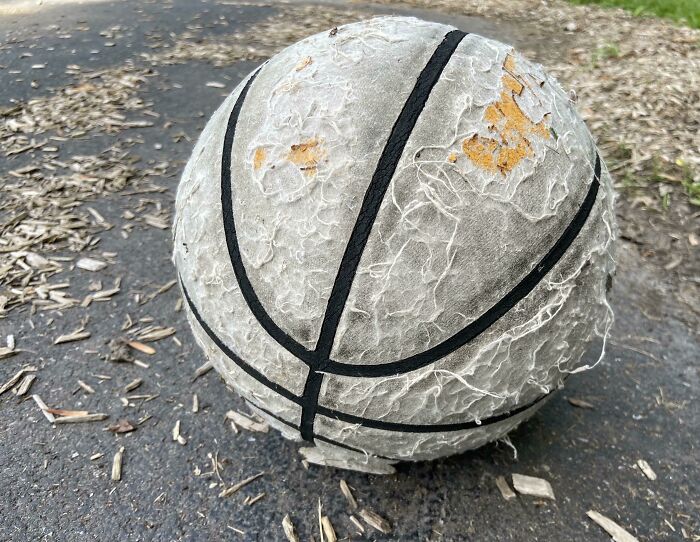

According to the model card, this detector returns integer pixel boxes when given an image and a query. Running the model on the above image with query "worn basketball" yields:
[173,17,615,474]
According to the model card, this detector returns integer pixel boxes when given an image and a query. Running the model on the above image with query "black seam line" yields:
[220,66,315,366]
[245,399,396,461]
[180,275,555,433]
[316,386,553,433]
[322,153,602,378]
[180,279,302,406]
[300,29,469,442]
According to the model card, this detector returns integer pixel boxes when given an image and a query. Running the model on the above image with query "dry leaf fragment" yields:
[282,514,299,542]
[76,257,107,272]
[225,410,269,433]
[126,340,155,355]
[108,339,134,363]
[495,475,517,501]
[108,419,135,433]
[637,459,657,481]
[358,508,391,534]
[587,511,639,542]
[340,479,357,509]
[112,446,125,481]
[321,516,337,542]
[219,472,264,498]
[512,474,555,500]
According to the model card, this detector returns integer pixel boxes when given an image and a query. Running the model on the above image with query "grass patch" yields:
[566,0,700,28]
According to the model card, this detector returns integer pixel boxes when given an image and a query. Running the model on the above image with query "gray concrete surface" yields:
[0,1,697,541]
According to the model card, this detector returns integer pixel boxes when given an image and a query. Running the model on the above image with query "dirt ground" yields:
[0,1,698,541]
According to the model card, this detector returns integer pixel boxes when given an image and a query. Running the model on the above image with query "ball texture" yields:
[173,16,615,473]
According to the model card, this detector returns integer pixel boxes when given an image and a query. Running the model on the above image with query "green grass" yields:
[567,0,700,28]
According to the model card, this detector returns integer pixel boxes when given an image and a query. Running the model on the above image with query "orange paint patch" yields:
[287,138,324,175]
[447,152,458,163]
[462,53,549,175]
[253,147,266,171]
[462,136,499,172]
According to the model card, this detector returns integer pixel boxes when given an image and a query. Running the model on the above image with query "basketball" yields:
[173,16,615,474]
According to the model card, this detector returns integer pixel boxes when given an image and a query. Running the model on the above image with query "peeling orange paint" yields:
[253,147,266,171]
[462,52,550,175]
[462,136,499,172]
[287,138,324,175]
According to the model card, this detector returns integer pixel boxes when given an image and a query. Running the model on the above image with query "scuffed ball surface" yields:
[173,16,615,474]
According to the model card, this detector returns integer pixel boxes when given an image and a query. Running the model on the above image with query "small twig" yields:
[219,472,264,498]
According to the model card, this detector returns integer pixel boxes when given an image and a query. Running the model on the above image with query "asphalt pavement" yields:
[0,1,697,541]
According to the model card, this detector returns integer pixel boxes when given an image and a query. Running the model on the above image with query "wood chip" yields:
[172,420,186,445]
[495,475,517,501]
[349,515,365,534]
[76,257,107,272]
[77,379,95,394]
[192,393,199,413]
[512,474,555,500]
[321,516,337,542]
[225,410,269,433]
[587,511,639,542]
[637,459,657,481]
[358,508,391,534]
[13,373,36,396]
[137,326,175,342]
[54,329,90,344]
[246,492,265,506]
[124,378,142,392]
[193,361,213,380]
[282,514,299,542]
[568,397,595,409]
[46,408,89,416]
[0,366,37,395]
[90,453,104,461]
[219,472,264,498]
[126,340,155,355]
[32,394,55,422]
[54,413,108,424]
[0,346,17,360]
[112,446,125,481]
[340,479,357,508]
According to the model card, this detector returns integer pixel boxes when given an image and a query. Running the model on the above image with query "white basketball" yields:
[173,16,616,474]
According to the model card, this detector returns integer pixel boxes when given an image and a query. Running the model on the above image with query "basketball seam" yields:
[302,29,469,440]
[180,278,557,434]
